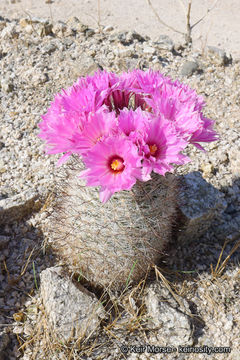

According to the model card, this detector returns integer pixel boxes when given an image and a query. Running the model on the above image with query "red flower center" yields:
[143,101,152,112]
[109,156,125,174]
[148,144,158,156]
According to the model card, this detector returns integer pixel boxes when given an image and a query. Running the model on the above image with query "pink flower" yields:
[146,90,202,140]
[38,85,103,164]
[55,81,107,120]
[72,110,118,155]
[77,70,134,113]
[77,70,119,110]
[79,136,143,203]
[39,69,218,201]
[81,70,118,94]
[38,93,84,165]
[103,72,136,113]
[130,69,166,94]
[117,107,149,144]
[190,115,219,150]
[132,69,205,112]
[141,117,190,177]
[127,69,216,150]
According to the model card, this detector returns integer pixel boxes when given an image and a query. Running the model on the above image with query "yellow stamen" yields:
[110,156,125,173]
[111,159,121,171]
[96,135,103,142]
[149,144,158,155]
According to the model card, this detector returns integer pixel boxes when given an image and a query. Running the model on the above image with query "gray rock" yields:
[0,331,10,351]
[0,189,41,225]
[71,53,101,77]
[181,60,199,76]
[0,23,18,40]
[66,16,88,33]
[118,32,131,45]
[118,58,139,71]
[52,21,67,37]
[131,30,146,42]
[207,46,232,65]
[40,267,106,342]
[145,282,193,346]
[1,79,14,93]
[32,73,48,86]
[62,38,74,47]
[0,236,10,250]
[154,34,174,51]
[177,171,227,242]
[118,31,145,45]
[85,29,95,38]
[21,68,48,85]
[42,42,57,55]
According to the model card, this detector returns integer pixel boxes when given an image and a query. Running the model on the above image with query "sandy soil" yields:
[1,0,240,59]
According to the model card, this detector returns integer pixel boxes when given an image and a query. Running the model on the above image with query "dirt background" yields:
[1,0,240,59]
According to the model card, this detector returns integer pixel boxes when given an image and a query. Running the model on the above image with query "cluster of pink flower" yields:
[39,70,218,203]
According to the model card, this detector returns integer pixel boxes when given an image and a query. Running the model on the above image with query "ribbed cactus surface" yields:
[50,158,178,290]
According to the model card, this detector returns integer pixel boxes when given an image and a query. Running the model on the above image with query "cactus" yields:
[39,69,218,291]
[49,157,179,290]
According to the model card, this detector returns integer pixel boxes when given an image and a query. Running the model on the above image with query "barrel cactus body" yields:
[50,159,178,290]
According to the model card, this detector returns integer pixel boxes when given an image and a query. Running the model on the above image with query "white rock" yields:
[0,189,41,225]
[40,267,106,342]
[143,46,156,55]
[24,24,33,35]
[103,25,114,32]
[145,282,193,346]
[1,78,14,93]
[114,47,134,57]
